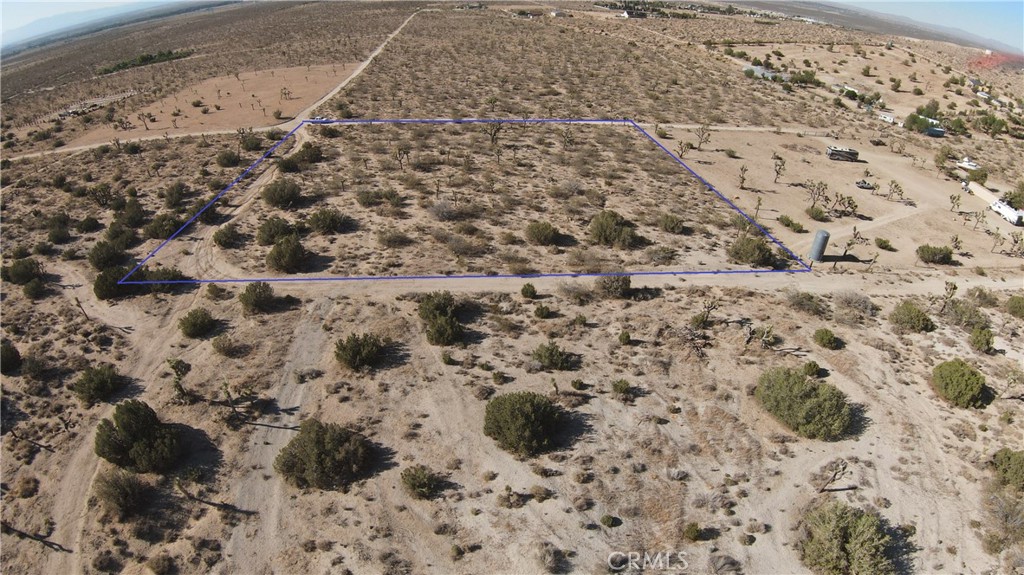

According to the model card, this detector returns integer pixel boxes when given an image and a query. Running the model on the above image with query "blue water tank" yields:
[809,230,830,262]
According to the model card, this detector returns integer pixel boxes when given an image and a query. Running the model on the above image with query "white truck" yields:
[991,200,1024,226]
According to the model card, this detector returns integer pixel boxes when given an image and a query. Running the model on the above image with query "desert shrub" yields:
[806,206,828,221]
[105,222,139,250]
[48,226,72,244]
[256,216,292,246]
[212,335,244,358]
[143,213,184,240]
[401,465,443,499]
[799,500,895,575]
[611,379,631,396]
[657,213,691,234]
[212,222,243,248]
[932,358,986,408]
[334,333,387,370]
[888,300,934,333]
[916,244,953,264]
[70,363,125,406]
[76,216,103,233]
[274,419,371,490]
[2,257,43,284]
[778,215,806,233]
[291,142,324,165]
[307,207,351,234]
[88,242,127,270]
[94,469,149,520]
[944,299,989,331]
[525,221,559,246]
[178,308,216,338]
[813,328,840,350]
[261,178,301,209]
[532,341,576,371]
[755,367,851,441]
[22,278,46,300]
[239,132,262,151]
[968,327,994,354]
[589,210,641,249]
[521,283,538,299]
[1,340,22,374]
[787,291,826,317]
[93,266,143,300]
[594,274,631,299]
[145,554,176,575]
[266,235,306,273]
[483,392,563,457]
[377,229,412,248]
[803,361,822,378]
[874,237,894,251]
[95,400,180,473]
[992,448,1024,491]
[619,331,631,345]
[683,522,702,541]
[418,292,463,345]
[215,149,240,168]
[1008,296,1024,319]
[534,304,552,319]
[728,234,775,267]
[239,281,275,314]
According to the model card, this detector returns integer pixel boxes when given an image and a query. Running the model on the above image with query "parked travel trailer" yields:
[826,146,859,161]
[991,201,1024,226]
[956,157,981,171]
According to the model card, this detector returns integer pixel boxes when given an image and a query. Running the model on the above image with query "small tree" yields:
[71,364,125,406]
[932,358,986,408]
[483,392,563,457]
[178,308,216,338]
[95,400,180,474]
[335,333,387,370]
[266,235,307,273]
[239,281,275,314]
[274,419,372,490]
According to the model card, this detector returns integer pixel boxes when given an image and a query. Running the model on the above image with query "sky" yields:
[2,0,1022,53]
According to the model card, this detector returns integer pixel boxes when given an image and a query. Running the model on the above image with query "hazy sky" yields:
[2,0,1022,53]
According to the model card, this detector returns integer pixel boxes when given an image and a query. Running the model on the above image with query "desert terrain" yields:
[2,2,1023,575]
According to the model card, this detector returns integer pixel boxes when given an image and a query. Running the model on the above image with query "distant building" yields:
[621,10,647,18]
[550,10,568,17]
[878,113,895,124]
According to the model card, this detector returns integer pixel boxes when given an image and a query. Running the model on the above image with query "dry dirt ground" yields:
[2,3,1023,575]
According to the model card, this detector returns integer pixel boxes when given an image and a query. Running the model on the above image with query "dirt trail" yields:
[218,298,333,574]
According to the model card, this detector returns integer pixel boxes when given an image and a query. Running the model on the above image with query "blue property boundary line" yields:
[119,118,811,285]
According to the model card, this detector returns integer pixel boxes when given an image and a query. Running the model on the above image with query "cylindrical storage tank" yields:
[809,230,830,262]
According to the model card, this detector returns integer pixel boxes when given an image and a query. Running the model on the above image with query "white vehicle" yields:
[991,201,1024,226]
[826,146,859,161]
[956,157,981,171]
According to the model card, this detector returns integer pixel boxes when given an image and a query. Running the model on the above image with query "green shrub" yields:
[992,448,1024,491]
[943,299,989,332]
[525,221,559,245]
[213,222,243,248]
[418,291,457,322]
[266,235,307,273]
[521,283,538,299]
[813,328,840,350]
[888,300,934,333]
[589,210,641,249]
[76,216,103,233]
[1008,295,1024,319]
[419,292,463,345]
[728,234,775,267]
[274,419,371,490]
[874,237,894,251]
[483,392,563,457]
[178,308,216,338]
[532,341,576,371]
[70,363,125,406]
[802,361,821,378]
[778,215,806,233]
[1,340,22,374]
[335,333,387,370]
[799,501,895,575]
[806,206,828,221]
[239,281,275,314]
[307,207,351,234]
[94,469,149,520]
[968,327,994,354]
[534,304,552,319]
[755,367,851,441]
[618,331,631,345]
[143,213,184,239]
[261,178,302,209]
[215,149,240,167]
[88,242,127,270]
[95,400,180,474]
[657,213,690,235]
[611,379,631,396]
[683,522,702,541]
[932,358,986,408]
[256,216,293,246]
[93,266,143,300]
[48,226,72,244]
[595,275,631,299]
[1,258,43,284]
[401,464,443,499]
[22,278,46,300]
[916,244,953,264]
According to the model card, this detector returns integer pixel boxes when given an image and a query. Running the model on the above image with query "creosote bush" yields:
[2,258,43,284]
[213,223,243,248]
[755,367,851,441]
[932,358,986,408]
[70,363,125,406]
[813,328,840,350]
[483,392,563,457]
[335,333,388,370]
[274,419,371,490]
[888,300,934,333]
[521,283,538,299]
[307,207,351,234]
[261,178,302,209]
[178,308,216,338]
[968,327,994,354]
[401,464,443,499]
[256,216,293,246]
[992,448,1024,491]
[799,500,896,575]
[532,341,576,371]
[266,235,307,273]
[239,281,275,314]
[525,221,559,246]
[418,291,463,346]
[1007,295,1024,319]
[916,244,953,264]
[95,400,180,474]
[728,234,774,267]
[595,274,631,299]
[588,210,641,249]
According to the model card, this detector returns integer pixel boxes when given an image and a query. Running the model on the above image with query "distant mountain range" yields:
[731,1,1023,55]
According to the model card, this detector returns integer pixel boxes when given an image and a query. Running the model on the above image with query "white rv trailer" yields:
[826,146,859,161]
[991,201,1024,226]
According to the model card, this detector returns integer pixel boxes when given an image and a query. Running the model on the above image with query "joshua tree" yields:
[806,180,829,208]
[991,230,1005,253]
[483,122,504,146]
[949,193,961,212]
[136,113,149,130]
[950,234,963,252]
[886,180,904,201]
[773,155,786,183]
[675,141,689,159]
[937,281,957,313]
[693,123,711,151]
[738,164,748,189]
